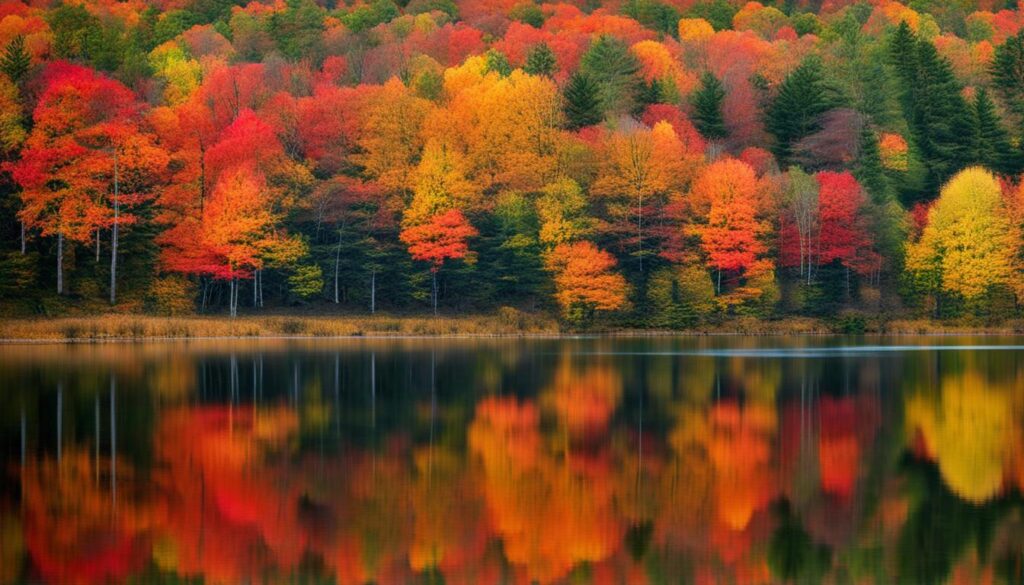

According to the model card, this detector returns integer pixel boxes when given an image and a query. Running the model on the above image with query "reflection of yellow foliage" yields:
[906,372,1012,503]
[0,515,24,585]
[468,397,622,584]
[151,356,195,401]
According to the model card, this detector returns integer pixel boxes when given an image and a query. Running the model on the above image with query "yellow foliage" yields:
[905,372,1012,503]
[905,167,1014,299]
[678,18,715,43]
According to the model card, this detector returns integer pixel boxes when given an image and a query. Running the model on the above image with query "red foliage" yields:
[817,171,875,274]
[400,210,478,270]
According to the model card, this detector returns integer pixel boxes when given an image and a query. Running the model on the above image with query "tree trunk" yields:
[371,269,376,314]
[110,150,119,305]
[432,270,438,316]
[95,229,100,262]
[253,269,258,308]
[20,222,25,255]
[334,229,343,304]
[56,232,63,295]
[258,270,263,307]
[637,190,643,272]
[716,269,721,295]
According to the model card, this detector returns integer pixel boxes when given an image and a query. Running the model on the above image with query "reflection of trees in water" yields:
[5,345,1024,584]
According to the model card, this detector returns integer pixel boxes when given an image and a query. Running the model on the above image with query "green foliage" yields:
[790,12,821,36]
[339,0,400,32]
[524,43,556,77]
[855,126,891,204]
[683,0,737,31]
[646,264,714,328]
[973,87,1023,176]
[563,71,603,129]
[0,36,31,84]
[765,57,841,166]
[289,264,325,299]
[579,35,641,118]
[49,4,129,72]
[991,30,1024,125]
[768,502,832,583]
[406,0,459,19]
[622,0,680,37]
[509,2,545,27]
[691,71,728,140]
[484,49,512,77]
[268,0,325,61]
[889,22,975,201]
[152,11,199,46]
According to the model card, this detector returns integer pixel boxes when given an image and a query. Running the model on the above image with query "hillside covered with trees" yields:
[1,0,1024,326]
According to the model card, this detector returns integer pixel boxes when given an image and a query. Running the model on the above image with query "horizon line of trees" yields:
[2,0,1024,325]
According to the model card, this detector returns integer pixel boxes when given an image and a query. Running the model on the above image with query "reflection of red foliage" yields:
[155,407,304,583]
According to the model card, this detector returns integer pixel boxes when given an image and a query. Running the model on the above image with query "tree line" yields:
[1,0,1024,325]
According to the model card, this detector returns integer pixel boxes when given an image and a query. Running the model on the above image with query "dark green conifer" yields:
[765,58,839,166]
[691,71,727,140]
[0,36,30,84]
[563,71,603,129]
[524,43,557,78]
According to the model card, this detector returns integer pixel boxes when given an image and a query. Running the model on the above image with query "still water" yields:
[1,336,1024,584]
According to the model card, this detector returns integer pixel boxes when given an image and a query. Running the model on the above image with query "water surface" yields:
[2,336,1024,584]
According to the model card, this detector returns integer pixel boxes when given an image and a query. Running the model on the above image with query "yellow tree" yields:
[906,167,1014,301]
[591,121,694,271]
[355,78,432,197]
[439,62,564,192]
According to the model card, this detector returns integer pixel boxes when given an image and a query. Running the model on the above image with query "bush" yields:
[646,264,715,329]
[833,312,867,334]
[148,276,196,315]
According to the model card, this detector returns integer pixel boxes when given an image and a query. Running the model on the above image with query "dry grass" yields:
[0,310,560,342]
[879,319,1024,335]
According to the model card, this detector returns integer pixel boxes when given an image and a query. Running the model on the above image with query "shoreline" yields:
[3,314,1024,343]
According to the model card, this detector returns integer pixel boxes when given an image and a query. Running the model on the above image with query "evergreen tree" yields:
[765,58,838,166]
[973,87,1022,175]
[889,22,975,200]
[0,36,30,84]
[991,30,1024,126]
[691,71,727,140]
[563,71,603,129]
[579,35,641,117]
[635,78,665,114]
[524,43,557,78]
[855,125,890,205]
[484,49,512,77]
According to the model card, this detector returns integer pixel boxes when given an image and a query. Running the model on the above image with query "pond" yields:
[1,336,1024,584]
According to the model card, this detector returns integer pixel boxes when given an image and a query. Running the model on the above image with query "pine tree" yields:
[524,43,557,78]
[563,71,603,129]
[991,30,1024,126]
[973,88,1023,176]
[579,35,641,117]
[0,36,30,84]
[854,125,890,205]
[765,58,838,166]
[889,23,975,199]
[691,71,727,140]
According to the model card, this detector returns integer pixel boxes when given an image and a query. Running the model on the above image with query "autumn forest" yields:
[2,0,1024,326]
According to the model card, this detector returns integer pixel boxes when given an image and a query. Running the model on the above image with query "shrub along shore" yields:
[3,313,1024,342]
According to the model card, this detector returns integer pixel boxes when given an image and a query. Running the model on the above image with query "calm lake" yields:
[2,336,1024,584]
